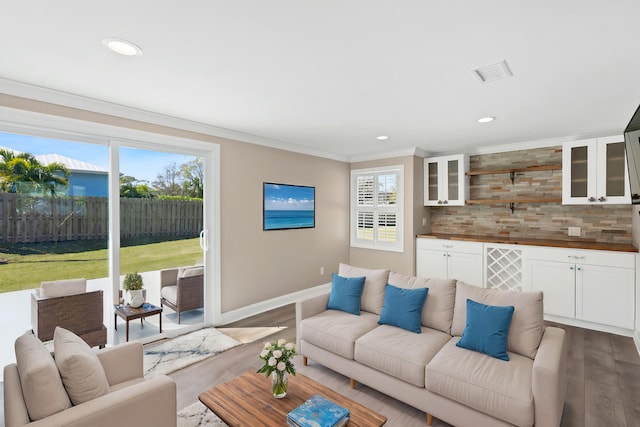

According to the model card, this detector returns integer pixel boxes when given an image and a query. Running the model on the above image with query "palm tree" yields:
[0,149,70,195]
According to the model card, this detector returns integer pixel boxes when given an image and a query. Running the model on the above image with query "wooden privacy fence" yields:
[0,193,203,243]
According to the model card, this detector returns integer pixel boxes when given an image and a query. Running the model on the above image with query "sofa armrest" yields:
[97,342,143,386]
[4,363,31,427]
[26,375,177,427]
[160,268,179,289]
[297,292,330,321]
[295,291,330,348]
[532,326,568,427]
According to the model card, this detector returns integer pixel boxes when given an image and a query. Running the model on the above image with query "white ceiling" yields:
[2,1,640,160]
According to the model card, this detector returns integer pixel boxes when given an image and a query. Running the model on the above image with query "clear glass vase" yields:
[271,371,288,398]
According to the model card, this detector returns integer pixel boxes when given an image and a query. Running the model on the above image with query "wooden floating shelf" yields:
[466,198,562,204]
[466,165,562,176]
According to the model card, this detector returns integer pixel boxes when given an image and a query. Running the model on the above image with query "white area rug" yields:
[177,401,228,427]
[143,327,241,378]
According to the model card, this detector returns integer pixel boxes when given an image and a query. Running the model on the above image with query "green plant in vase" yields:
[123,272,145,308]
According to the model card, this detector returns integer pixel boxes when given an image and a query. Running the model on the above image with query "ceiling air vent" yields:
[471,60,513,84]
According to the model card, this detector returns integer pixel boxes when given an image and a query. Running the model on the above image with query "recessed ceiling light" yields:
[376,135,389,141]
[102,38,142,56]
[477,116,496,123]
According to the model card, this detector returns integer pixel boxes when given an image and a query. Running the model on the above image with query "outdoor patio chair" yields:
[30,278,107,348]
[160,266,204,323]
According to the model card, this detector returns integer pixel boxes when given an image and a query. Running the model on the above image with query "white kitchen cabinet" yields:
[528,259,577,318]
[562,136,631,205]
[416,238,483,286]
[424,155,469,206]
[525,247,635,329]
[577,264,635,329]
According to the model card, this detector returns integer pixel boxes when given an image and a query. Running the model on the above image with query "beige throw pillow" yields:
[15,332,71,420]
[451,281,544,359]
[388,272,457,334]
[53,327,111,405]
[338,263,389,314]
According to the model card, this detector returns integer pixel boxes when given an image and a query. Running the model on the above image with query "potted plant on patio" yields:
[123,272,145,308]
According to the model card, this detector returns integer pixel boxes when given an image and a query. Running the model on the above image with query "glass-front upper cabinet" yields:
[562,136,630,205]
[423,154,469,206]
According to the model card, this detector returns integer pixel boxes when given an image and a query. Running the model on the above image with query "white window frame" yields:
[350,165,404,252]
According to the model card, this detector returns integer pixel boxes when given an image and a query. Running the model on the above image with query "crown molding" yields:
[0,77,350,162]
[349,146,430,163]
[432,131,623,156]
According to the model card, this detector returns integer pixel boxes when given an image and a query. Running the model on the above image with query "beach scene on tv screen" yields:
[264,183,315,230]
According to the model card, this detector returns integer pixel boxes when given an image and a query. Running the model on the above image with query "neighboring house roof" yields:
[0,146,107,175]
[35,154,108,174]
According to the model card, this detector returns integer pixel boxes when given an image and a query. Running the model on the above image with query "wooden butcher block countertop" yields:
[417,233,639,253]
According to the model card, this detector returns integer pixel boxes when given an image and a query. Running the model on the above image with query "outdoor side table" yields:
[113,303,162,342]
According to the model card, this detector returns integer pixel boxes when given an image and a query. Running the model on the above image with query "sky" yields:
[264,183,315,211]
[0,132,196,182]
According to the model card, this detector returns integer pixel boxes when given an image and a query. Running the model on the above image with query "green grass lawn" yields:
[0,237,202,293]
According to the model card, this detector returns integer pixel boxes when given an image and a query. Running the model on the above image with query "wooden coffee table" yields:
[113,303,162,342]
[199,370,386,426]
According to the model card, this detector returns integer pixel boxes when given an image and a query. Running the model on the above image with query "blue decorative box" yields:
[287,394,350,427]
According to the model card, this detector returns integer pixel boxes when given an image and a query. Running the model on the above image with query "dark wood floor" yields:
[171,305,640,427]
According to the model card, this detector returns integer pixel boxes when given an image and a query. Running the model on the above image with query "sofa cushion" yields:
[338,263,389,315]
[451,281,544,359]
[326,273,366,315]
[427,338,534,427]
[378,284,428,333]
[456,299,515,361]
[53,327,111,405]
[300,310,379,359]
[161,285,178,305]
[388,272,456,334]
[15,332,72,420]
[39,278,86,298]
[355,325,450,387]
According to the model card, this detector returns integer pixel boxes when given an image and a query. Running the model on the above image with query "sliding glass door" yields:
[0,122,218,350]
[116,145,206,339]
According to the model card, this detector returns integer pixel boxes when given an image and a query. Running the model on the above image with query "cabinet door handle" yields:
[570,266,574,270]
[442,244,453,248]
[437,200,443,204]
[576,267,582,271]
[568,255,585,260]
[598,196,606,202]
[588,196,596,202]
[443,200,449,204]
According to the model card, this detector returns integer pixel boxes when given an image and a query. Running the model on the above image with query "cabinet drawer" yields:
[526,246,635,269]
[416,238,483,254]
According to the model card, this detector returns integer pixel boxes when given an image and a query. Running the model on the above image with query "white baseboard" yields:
[214,282,331,326]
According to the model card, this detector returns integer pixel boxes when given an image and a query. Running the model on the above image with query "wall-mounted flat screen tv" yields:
[263,182,315,230]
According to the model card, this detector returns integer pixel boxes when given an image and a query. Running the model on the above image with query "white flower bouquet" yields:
[257,338,297,377]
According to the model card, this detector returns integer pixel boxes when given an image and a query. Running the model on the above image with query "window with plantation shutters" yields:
[351,165,403,251]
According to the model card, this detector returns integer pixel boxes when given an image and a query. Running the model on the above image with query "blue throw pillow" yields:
[456,299,515,361]
[378,284,428,334]
[326,273,366,315]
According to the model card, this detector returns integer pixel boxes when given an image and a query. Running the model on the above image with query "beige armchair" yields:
[160,267,204,323]
[31,279,106,348]
[4,332,177,427]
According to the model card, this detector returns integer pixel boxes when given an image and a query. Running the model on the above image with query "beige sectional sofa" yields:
[297,264,568,427]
